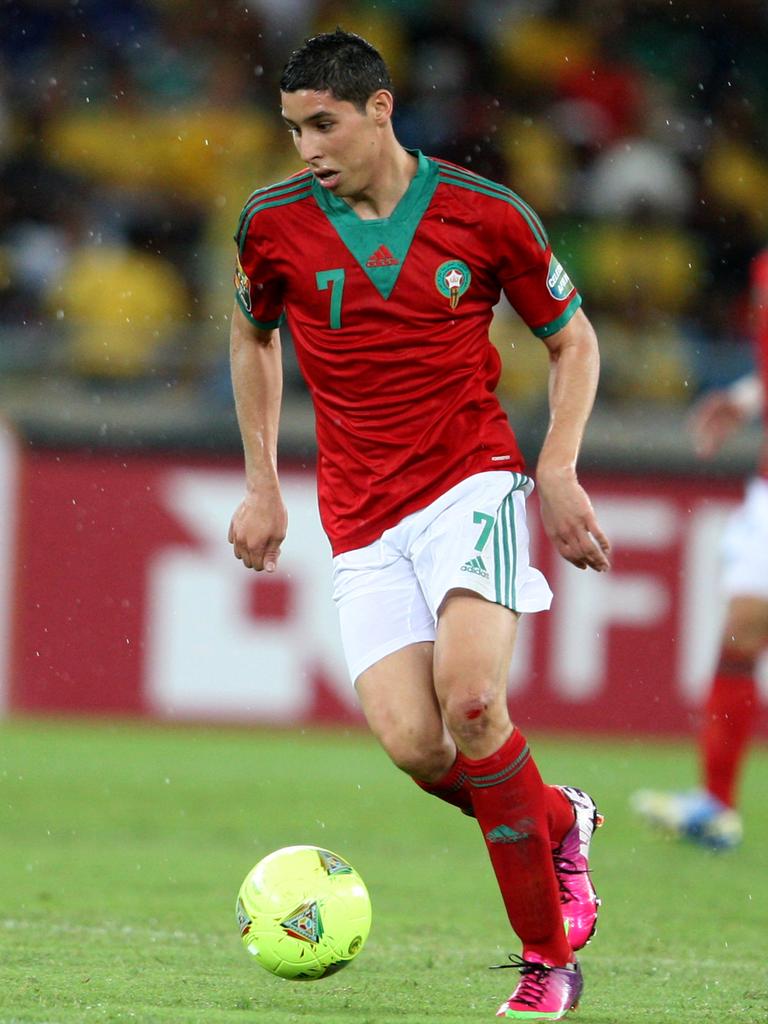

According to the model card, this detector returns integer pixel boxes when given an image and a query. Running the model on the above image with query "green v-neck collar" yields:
[311,150,438,299]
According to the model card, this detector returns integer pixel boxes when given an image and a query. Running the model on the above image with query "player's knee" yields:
[442,691,496,744]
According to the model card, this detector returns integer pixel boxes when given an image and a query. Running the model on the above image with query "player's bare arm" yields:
[689,374,763,459]
[228,303,288,573]
[535,308,611,573]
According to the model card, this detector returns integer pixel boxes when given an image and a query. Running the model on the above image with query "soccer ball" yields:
[235,845,372,980]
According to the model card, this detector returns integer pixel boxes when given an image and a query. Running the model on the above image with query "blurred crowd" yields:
[2,0,768,422]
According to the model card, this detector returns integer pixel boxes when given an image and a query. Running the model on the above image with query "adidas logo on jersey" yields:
[366,245,399,267]
[460,555,489,579]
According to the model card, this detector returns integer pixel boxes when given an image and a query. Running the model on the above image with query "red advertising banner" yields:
[0,420,19,715]
[6,447,768,735]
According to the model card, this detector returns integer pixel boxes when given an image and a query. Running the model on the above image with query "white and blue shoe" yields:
[630,788,743,850]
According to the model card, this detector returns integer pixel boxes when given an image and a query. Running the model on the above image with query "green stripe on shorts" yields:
[492,490,520,609]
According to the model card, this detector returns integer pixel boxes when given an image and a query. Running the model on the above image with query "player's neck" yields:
[342,144,418,220]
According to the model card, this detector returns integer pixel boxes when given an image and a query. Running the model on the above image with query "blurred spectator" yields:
[699,92,768,238]
[0,115,88,326]
[580,215,703,316]
[396,0,501,161]
[554,46,647,149]
[499,115,572,219]
[495,12,596,99]
[45,217,191,383]
[581,138,695,220]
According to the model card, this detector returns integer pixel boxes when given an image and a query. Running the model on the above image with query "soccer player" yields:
[228,30,610,1021]
[632,248,768,851]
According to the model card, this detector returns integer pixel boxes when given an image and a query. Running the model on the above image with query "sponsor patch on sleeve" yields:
[546,253,575,301]
[234,253,252,312]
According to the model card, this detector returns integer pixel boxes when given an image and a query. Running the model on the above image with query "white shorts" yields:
[331,471,553,683]
[721,477,768,599]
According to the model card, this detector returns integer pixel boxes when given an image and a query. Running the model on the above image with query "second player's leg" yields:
[632,594,767,848]
[701,594,768,809]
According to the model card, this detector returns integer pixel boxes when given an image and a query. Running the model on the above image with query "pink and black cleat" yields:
[494,954,583,1021]
[552,786,604,951]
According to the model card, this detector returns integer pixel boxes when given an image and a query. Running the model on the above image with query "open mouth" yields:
[314,169,340,189]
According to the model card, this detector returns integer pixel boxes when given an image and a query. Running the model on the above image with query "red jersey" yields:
[235,151,581,555]
[751,248,768,477]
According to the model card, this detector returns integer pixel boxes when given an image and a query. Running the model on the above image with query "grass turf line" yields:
[0,719,766,1023]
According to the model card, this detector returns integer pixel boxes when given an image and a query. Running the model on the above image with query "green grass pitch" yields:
[1,719,766,1023]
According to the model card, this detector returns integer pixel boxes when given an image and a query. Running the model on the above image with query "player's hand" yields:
[688,391,746,459]
[536,467,611,572]
[228,483,288,572]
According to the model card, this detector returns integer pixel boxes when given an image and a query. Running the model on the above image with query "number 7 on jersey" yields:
[316,269,346,329]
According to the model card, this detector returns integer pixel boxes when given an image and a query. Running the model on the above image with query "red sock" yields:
[701,659,757,808]
[412,753,474,816]
[463,729,572,966]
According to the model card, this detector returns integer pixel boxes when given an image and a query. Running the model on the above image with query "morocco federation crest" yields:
[435,259,471,310]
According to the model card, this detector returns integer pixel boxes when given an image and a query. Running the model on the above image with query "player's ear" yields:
[369,89,394,123]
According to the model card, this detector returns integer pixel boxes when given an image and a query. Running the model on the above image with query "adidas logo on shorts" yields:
[460,555,489,579]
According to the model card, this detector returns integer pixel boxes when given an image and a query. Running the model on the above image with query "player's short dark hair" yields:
[280,29,393,112]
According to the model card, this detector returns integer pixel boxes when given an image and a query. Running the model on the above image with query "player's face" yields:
[280,89,385,198]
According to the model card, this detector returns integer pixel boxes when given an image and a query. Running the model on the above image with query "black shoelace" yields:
[552,852,587,904]
[489,954,553,1009]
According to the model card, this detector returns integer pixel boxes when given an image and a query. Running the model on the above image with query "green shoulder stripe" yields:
[235,189,313,253]
[236,174,312,233]
[436,162,514,200]
[509,192,546,243]
[239,170,312,207]
[435,162,547,237]
[235,173,313,248]
[239,172,313,218]
[437,166,548,250]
